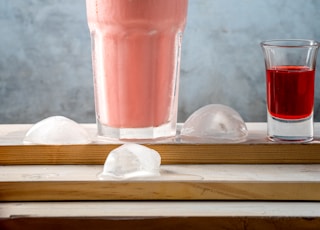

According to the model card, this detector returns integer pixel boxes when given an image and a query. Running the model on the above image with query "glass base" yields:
[267,113,313,142]
[96,120,177,140]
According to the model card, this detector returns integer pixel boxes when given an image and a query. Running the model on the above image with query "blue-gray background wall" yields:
[1,0,320,124]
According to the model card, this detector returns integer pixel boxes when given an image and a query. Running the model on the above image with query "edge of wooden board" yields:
[1,143,320,165]
[1,180,319,201]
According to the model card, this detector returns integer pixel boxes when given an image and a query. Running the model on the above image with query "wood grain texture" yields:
[1,123,320,165]
[2,201,320,229]
[2,201,320,217]
[2,125,320,229]
[1,124,320,202]
[1,216,320,230]
[1,143,320,165]
[1,164,320,201]
[1,180,320,201]
[1,201,320,229]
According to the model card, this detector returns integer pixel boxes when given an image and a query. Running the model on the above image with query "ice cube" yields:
[180,104,248,143]
[23,116,92,144]
[99,143,161,179]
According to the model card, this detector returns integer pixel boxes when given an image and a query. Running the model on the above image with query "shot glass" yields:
[261,39,319,142]
[86,0,188,140]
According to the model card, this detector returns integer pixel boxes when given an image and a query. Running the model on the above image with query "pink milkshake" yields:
[86,0,188,139]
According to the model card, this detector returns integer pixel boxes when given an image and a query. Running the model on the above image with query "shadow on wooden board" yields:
[0,216,320,230]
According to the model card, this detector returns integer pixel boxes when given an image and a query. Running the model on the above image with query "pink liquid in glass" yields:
[86,0,188,138]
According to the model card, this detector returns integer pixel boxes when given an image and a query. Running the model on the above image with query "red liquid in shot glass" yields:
[266,65,315,120]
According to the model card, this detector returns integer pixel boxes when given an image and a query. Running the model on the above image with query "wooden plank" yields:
[1,180,320,201]
[1,143,320,165]
[1,164,320,201]
[1,202,320,229]
[2,201,320,217]
[0,123,320,165]
[2,216,320,230]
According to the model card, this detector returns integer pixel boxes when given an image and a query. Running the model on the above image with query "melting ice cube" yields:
[23,116,91,144]
[180,104,248,143]
[100,143,161,179]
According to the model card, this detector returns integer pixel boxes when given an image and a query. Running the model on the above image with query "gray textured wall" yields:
[1,0,320,124]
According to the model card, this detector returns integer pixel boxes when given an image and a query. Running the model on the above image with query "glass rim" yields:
[260,39,320,48]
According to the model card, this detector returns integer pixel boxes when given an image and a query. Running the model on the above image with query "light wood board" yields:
[2,202,320,229]
[0,123,320,165]
[1,164,320,201]
[2,201,320,217]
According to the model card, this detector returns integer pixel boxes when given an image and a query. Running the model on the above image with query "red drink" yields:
[266,65,315,120]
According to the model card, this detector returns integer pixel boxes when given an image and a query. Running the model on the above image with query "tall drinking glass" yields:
[261,39,319,142]
[86,0,188,139]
